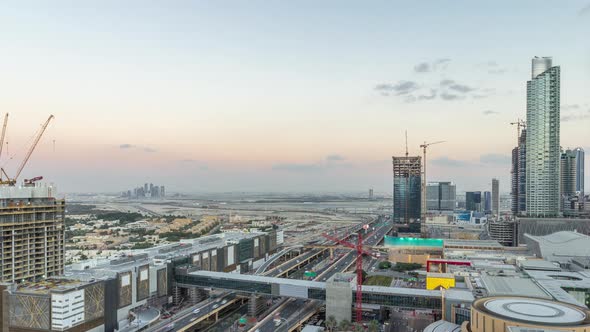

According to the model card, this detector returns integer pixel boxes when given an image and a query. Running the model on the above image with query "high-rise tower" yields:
[0,185,65,283]
[525,57,560,217]
[574,147,585,194]
[392,156,422,225]
[492,178,500,216]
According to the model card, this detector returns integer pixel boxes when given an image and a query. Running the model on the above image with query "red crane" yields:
[322,224,380,323]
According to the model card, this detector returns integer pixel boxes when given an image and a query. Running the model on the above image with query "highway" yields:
[145,294,237,332]
[250,217,390,332]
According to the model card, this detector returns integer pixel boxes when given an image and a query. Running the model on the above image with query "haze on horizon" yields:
[0,1,589,194]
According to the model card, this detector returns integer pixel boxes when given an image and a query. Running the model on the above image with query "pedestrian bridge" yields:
[175,270,444,309]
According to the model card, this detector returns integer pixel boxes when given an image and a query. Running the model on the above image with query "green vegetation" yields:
[131,242,154,249]
[378,261,392,269]
[363,275,393,286]
[393,262,422,272]
[159,231,201,242]
[65,229,91,239]
[96,212,143,224]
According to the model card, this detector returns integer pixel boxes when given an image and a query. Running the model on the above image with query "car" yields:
[221,299,227,304]
[192,308,200,314]
[189,317,197,322]
[212,304,219,309]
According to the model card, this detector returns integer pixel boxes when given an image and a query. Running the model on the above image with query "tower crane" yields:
[0,113,8,160]
[322,225,380,323]
[0,115,54,186]
[419,140,446,229]
[510,119,526,144]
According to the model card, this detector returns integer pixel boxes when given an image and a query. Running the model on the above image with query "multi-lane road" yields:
[250,217,390,332]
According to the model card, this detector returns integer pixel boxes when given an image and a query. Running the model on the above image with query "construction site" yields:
[0,114,64,284]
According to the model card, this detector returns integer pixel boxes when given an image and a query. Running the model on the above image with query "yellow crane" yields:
[419,140,445,229]
[0,115,54,186]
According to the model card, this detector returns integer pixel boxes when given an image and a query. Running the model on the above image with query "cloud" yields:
[431,157,473,167]
[119,144,156,153]
[562,104,580,110]
[413,58,451,73]
[272,163,322,172]
[417,89,437,100]
[440,92,462,101]
[562,111,590,122]
[479,60,508,74]
[374,81,419,96]
[326,154,346,161]
[579,4,590,15]
[482,110,499,115]
[448,83,474,93]
[414,62,430,73]
[480,154,511,165]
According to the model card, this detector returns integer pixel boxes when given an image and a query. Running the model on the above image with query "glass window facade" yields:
[526,57,560,217]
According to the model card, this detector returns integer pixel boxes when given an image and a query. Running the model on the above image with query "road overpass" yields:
[175,270,443,310]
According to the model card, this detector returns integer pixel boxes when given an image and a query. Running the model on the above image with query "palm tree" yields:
[338,319,351,331]
[368,320,379,332]
[326,316,337,332]
[352,322,365,332]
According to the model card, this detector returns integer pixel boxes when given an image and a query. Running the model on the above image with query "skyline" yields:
[1,1,589,193]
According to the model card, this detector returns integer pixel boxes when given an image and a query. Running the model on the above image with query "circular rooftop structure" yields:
[470,296,590,331]
[483,298,586,325]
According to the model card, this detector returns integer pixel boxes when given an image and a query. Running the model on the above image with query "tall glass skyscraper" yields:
[525,57,560,217]
[574,147,584,194]
[392,156,422,224]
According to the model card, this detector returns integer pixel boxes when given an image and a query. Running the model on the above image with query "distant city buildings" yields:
[483,191,492,214]
[426,182,456,211]
[492,178,499,216]
[368,188,374,200]
[525,56,560,217]
[123,182,166,199]
[465,191,482,213]
[392,156,422,224]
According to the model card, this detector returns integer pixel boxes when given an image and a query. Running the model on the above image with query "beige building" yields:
[0,185,65,283]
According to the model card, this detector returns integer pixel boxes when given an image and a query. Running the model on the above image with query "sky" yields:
[0,1,589,194]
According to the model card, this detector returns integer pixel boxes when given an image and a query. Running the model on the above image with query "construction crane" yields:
[0,115,54,186]
[322,225,380,323]
[0,113,7,160]
[419,140,446,229]
[510,119,526,144]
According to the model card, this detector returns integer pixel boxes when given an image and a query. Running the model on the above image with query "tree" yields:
[368,320,379,332]
[79,254,88,260]
[378,261,392,269]
[338,320,350,331]
[326,316,337,332]
[352,322,364,332]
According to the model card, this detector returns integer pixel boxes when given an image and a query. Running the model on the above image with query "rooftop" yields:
[11,278,92,295]
[479,275,551,299]
[65,232,265,280]
[481,297,588,325]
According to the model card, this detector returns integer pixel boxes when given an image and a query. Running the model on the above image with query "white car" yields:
[212,304,219,309]
[221,299,227,304]
[189,317,197,322]
[192,308,200,314]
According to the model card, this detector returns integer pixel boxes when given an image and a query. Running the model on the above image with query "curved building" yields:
[464,296,590,332]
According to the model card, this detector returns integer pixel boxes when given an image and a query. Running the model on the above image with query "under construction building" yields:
[392,156,422,224]
[0,185,65,283]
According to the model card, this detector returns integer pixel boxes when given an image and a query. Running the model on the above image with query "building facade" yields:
[525,56,560,217]
[492,179,499,216]
[484,191,492,214]
[427,182,456,211]
[574,147,584,194]
[0,185,65,283]
[466,192,482,212]
[392,156,422,224]
[561,149,578,200]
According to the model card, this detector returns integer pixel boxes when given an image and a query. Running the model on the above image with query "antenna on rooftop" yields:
[405,130,409,157]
